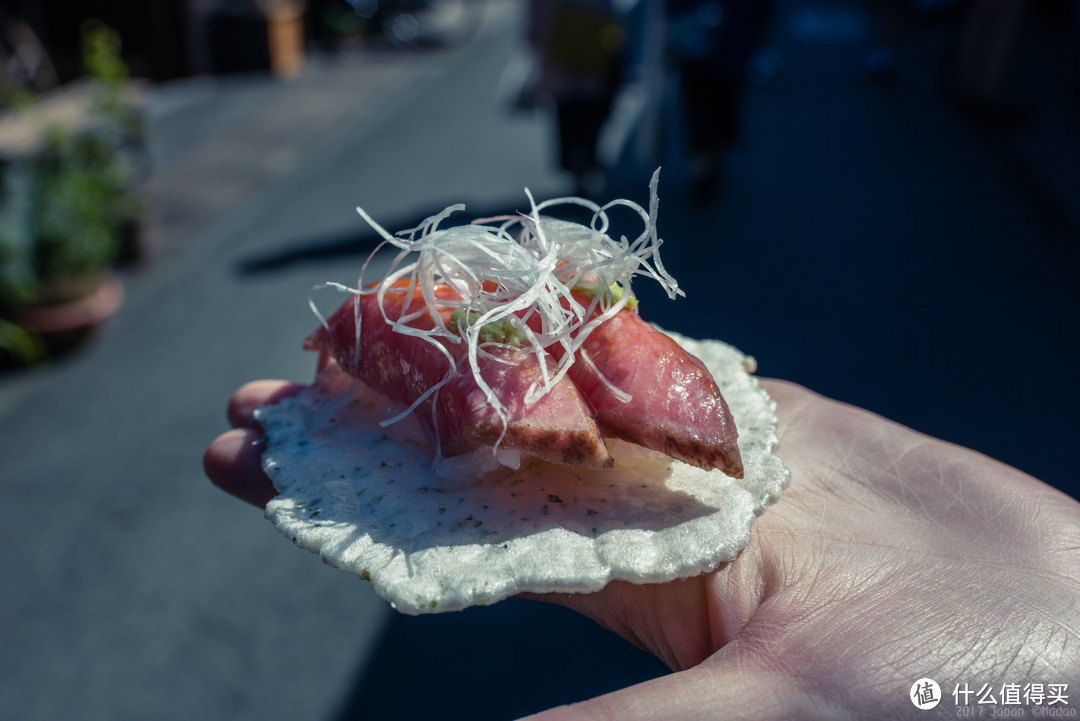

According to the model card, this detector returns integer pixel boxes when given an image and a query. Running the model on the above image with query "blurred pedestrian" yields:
[861,0,907,83]
[666,0,774,204]
[860,0,961,84]
[949,0,1030,125]
[523,0,626,197]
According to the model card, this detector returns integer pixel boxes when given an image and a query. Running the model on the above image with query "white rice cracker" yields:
[258,333,790,614]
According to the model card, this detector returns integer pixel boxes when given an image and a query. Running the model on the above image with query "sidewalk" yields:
[139,3,515,262]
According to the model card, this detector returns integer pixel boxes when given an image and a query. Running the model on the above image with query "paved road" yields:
[0,0,1077,720]
[0,5,669,721]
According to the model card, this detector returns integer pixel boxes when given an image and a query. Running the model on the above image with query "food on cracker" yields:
[254,173,788,614]
[304,170,741,485]
[259,334,786,614]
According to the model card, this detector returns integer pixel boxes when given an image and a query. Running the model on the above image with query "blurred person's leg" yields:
[863,0,908,82]
[950,0,1030,121]
[556,96,612,196]
[678,58,737,202]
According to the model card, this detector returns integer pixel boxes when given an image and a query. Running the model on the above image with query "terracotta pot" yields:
[18,274,124,357]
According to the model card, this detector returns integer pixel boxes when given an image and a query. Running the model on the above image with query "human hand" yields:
[204,379,1080,719]
[204,380,305,508]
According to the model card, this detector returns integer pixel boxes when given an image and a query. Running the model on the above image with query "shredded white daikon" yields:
[313,169,680,454]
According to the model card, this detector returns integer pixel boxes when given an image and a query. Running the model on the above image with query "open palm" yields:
[205,379,1080,719]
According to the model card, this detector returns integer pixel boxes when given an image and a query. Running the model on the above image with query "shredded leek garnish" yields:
[313,169,680,445]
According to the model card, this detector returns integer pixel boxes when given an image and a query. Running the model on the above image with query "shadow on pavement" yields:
[332,598,669,721]
[234,198,554,276]
[233,195,649,278]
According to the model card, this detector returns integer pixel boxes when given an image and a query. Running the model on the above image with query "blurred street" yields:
[0,0,1077,719]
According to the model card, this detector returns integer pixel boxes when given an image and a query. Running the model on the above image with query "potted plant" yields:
[0,21,141,366]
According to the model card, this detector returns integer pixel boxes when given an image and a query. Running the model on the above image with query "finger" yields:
[204,427,277,507]
[227,380,306,427]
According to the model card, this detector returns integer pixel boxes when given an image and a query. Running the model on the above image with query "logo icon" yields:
[911,678,942,710]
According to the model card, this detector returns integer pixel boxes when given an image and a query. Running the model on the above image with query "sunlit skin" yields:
[205,379,1080,720]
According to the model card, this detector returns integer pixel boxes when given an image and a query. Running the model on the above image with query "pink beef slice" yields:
[566,307,744,478]
[305,289,613,468]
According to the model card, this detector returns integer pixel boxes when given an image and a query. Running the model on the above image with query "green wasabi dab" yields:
[574,282,638,310]
[450,309,525,346]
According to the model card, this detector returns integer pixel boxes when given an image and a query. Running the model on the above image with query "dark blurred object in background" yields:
[949,0,1031,125]
[206,0,306,77]
[859,0,964,84]
[524,0,626,197]
[665,0,775,204]
[1,0,309,82]
[0,3,59,98]
[860,0,907,82]
[23,0,193,81]
[308,0,487,53]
